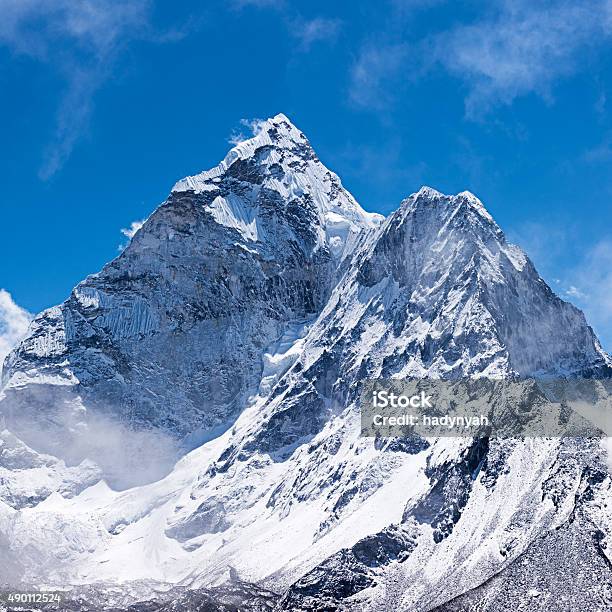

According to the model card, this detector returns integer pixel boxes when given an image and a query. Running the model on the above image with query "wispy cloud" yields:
[290,16,341,51]
[563,240,612,349]
[436,0,612,117]
[565,285,588,300]
[0,0,184,179]
[231,1,340,51]
[349,43,410,109]
[121,220,145,240]
[347,0,612,116]
[595,91,607,116]
[0,290,32,373]
[584,131,612,162]
[118,219,145,250]
[228,130,245,146]
[346,0,443,112]
[228,117,266,146]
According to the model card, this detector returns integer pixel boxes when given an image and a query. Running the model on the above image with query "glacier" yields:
[1,113,611,611]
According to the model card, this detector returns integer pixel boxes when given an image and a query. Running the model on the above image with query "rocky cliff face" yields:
[0,114,610,611]
[1,114,380,439]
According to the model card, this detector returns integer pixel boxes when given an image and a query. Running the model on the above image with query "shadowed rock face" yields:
[354,188,610,378]
[278,523,419,611]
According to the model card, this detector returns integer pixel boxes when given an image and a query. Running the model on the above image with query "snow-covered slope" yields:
[0,114,611,611]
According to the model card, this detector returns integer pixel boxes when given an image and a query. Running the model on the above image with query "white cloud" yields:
[228,131,244,146]
[0,290,32,374]
[0,0,181,179]
[349,43,410,109]
[290,17,341,50]
[231,1,339,52]
[564,240,612,348]
[227,117,266,146]
[565,285,588,300]
[584,131,612,162]
[121,219,145,240]
[437,0,612,117]
[346,0,612,114]
[118,219,145,251]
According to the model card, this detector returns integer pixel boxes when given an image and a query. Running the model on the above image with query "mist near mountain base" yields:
[1,395,180,490]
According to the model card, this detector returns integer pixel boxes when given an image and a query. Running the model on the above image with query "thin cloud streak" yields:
[231,0,341,51]
[290,16,341,51]
[0,0,184,180]
[349,43,410,109]
[564,240,612,350]
[121,220,145,240]
[228,117,266,146]
[118,219,145,251]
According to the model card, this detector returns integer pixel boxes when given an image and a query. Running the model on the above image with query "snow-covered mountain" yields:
[2,114,381,443]
[1,114,611,611]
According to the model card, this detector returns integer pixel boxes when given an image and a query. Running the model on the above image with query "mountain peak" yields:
[250,112,308,149]
[456,190,493,221]
[414,185,443,199]
[266,112,302,134]
[172,113,310,193]
[404,186,494,224]
[169,115,380,247]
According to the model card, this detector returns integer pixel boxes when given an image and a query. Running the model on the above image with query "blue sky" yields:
[0,0,611,350]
